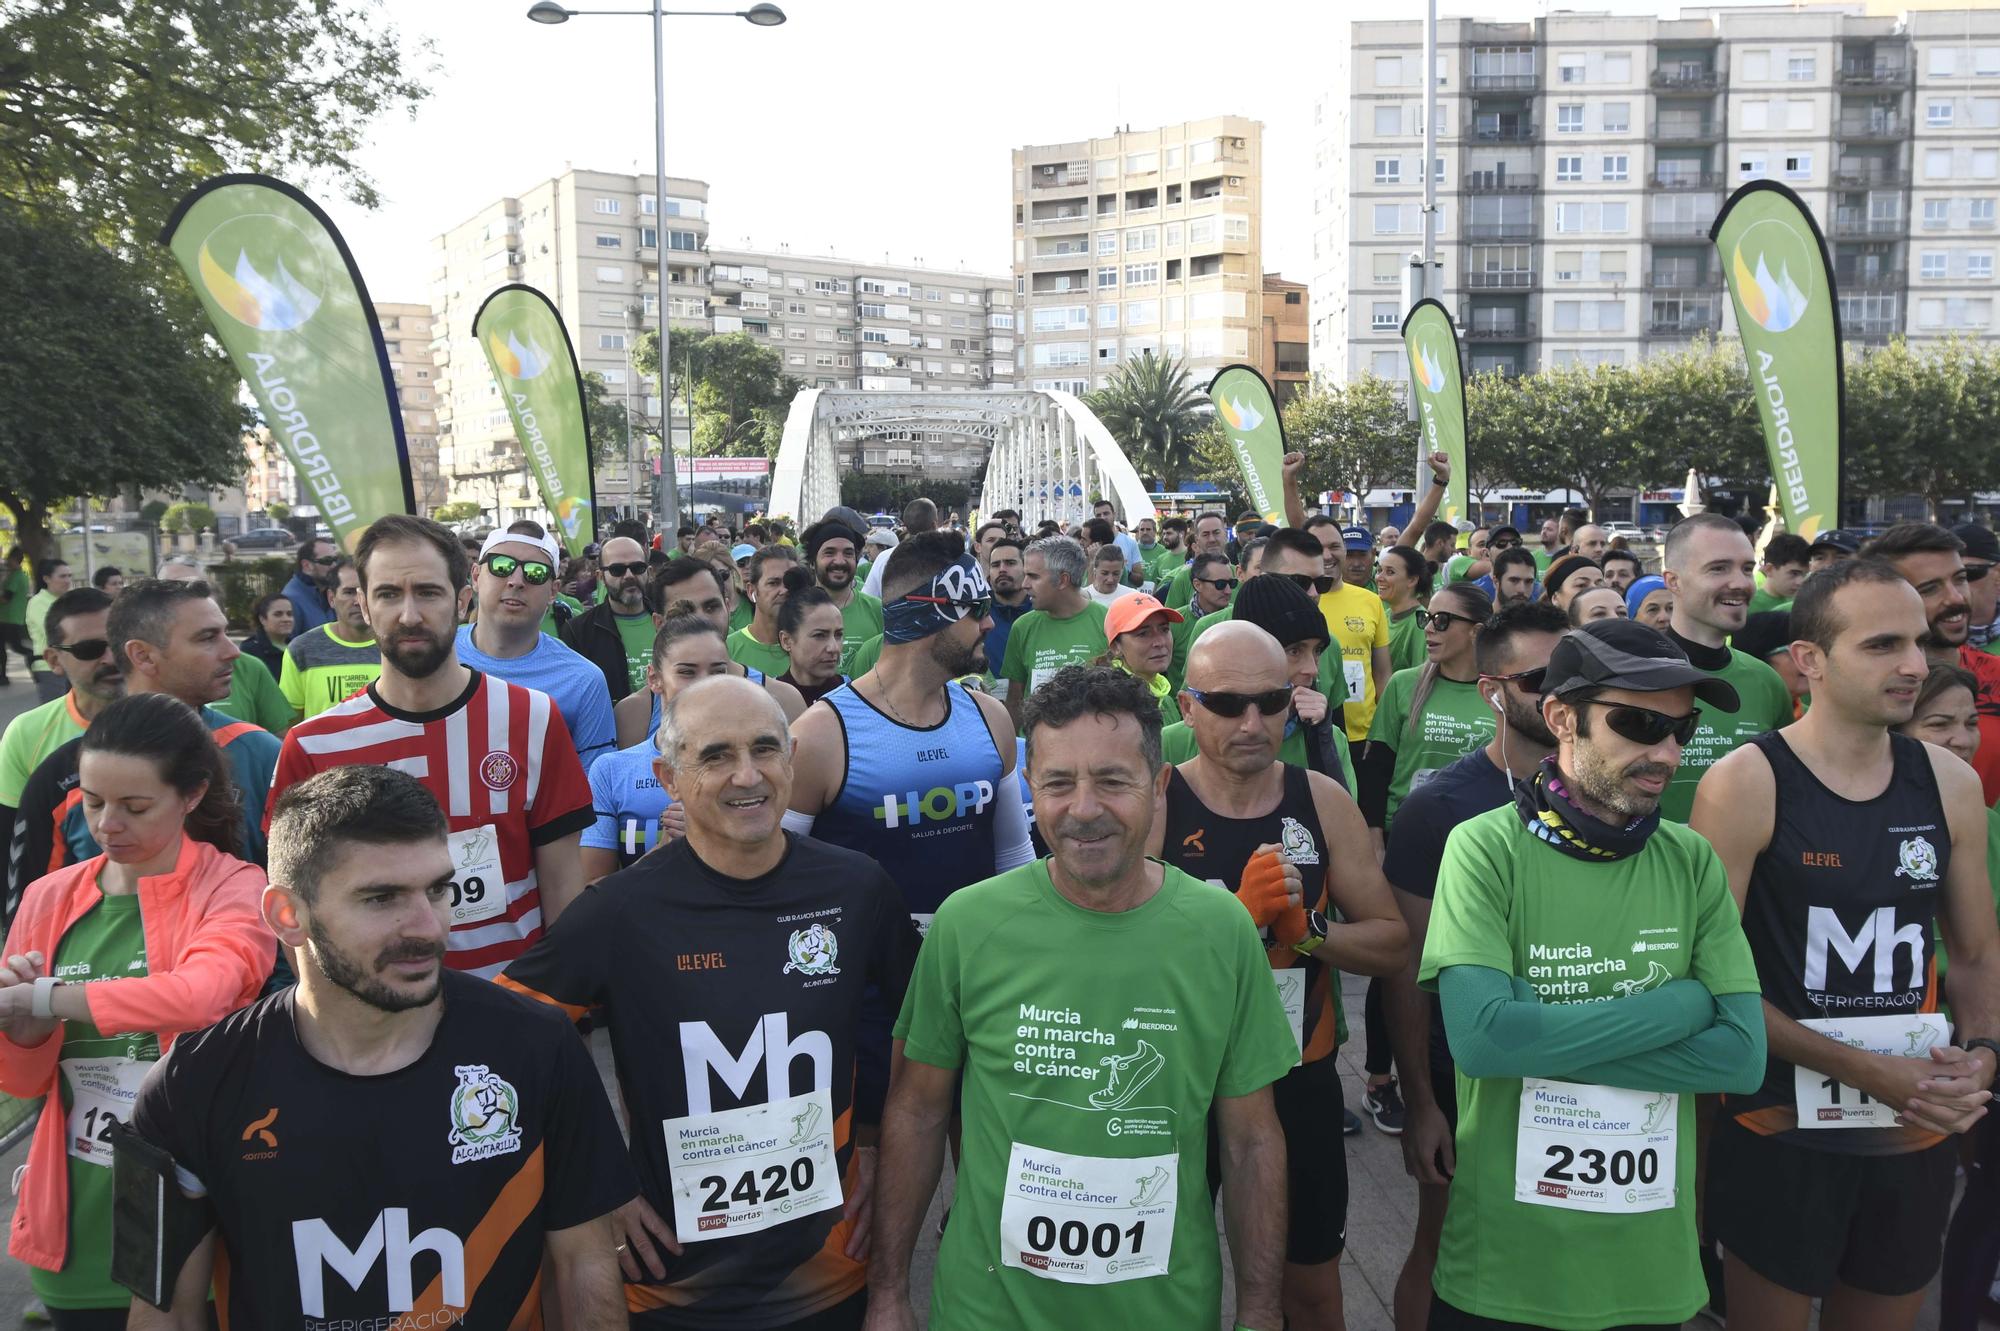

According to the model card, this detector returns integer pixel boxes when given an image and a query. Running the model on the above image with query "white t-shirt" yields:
[1086,583,1140,608]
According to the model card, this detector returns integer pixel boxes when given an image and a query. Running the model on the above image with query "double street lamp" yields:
[526,0,787,528]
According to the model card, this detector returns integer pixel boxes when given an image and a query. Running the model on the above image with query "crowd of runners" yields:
[0,458,1998,1331]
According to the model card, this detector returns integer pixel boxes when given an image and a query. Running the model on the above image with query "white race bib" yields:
[1275,970,1305,1067]
[910,912,936,940]
[446,824,506,926]
[1515,1079,1677,1214]
[1794,1013,1951,1129]
[63,1056,150,1168]
[1000,1142,1176,1285]
[1030,665,1060,694]
[1342,658,1366,704]
[664,1088,841,1242]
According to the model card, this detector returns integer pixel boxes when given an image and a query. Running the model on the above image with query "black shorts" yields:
[1432,1047,1459,1134]
[1427,1295,1676,1331]
[1708,1113,1958,1297]
[1271,1053,1350,1265]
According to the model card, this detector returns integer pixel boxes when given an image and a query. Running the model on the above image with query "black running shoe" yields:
[1364,1077,1407,1136]
[1342,1107,1362,1137]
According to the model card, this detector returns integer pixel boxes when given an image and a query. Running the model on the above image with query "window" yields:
[1742,50,1770,82]
[1557,104,1584,133]
[1553,249,1583,281]
[1098,303,1118,327]
[1979,149,2000,179]
[1372,252,1401,283]
[1922,251,1949,278]
[1981,47,2000,76]
[1373,203,1404,233]
[1976,253,1997,279]
[1977,98,2000,128]
[1097,232,1117,255]
[1552,300,1626,332]
[1975,198,1998,226]
[1740,153,1768,180]
[1743,101,1770,132]
[1375,106,1402,136]
[668,231,698,251]
[1124,151,1157,174]
[1785,153,1812,179]
[1558,55,1585,84]
[1375,157,1402,184]
[595,265,624,282]
[594,233,621,249]
[1605,53,1632,82]
[598,333,626,350]
[1124,262,1159,284]
[1603,202,1627,231]
[593,198,620,215]
[1097,266,1119,288]
[1371,350,1402,378]
[1375,55,1406,86]
[1603,102,1630,133]
[1371,301,1399,328]
[1925,199,1951,227]
[815,327,833,342]
[1557,155,1583,182]
[1928,148,1953,180]
[1189,217,1215,245]
[1787,100,1814,131]
[1788,54,1815,81]
[1125,300,1158,325]
[1602,154,1629,181]
[1931,100,1955,127]
[787,351,806,366]
[1125,226,1157,251]
[859,302,886,318]
[639,194,657,215]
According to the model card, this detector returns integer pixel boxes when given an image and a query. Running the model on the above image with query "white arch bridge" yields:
[768,389,1158,528]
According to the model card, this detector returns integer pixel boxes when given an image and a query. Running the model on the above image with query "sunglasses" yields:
[55,638,111,662]
[481,554,553,585]
[906,593,992,619]
[1480,666,1546,695]
[1968,563,1992,583]
[1184,686,1294,718]
[1417,608,1482,631]
[1282,572,1338,595]
[603,561,648,578]
[311,554,339,567]
[1197,577,1239,592]
[1576,699,1701,746]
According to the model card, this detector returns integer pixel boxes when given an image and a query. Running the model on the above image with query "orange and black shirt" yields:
[500,832,917,1330]
[130,971,636,1330]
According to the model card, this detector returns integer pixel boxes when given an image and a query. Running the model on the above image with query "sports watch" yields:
[1965,1037,2000,1068]
[1292,909,1330,957]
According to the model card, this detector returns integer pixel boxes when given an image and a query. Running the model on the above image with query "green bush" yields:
[207,557,291,631]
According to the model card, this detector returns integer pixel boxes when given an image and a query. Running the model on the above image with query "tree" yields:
[1624,337,1767,492]
[1844,336,2000,517]
[265,501,291,523]
[432,500,482,524]
[1281,373,1417,510]
[581,371,631,467]
[0,205,246,566]
[633,330,800,459]
[161,501,218,535]
[1085,352,1213,491]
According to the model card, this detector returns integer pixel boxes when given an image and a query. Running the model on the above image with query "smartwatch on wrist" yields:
[1965,1037,2000,1067]
[29,976,60,1019]
[1292,909,1330,957]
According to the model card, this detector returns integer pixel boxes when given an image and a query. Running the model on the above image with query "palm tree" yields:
[1085,351,1213,492]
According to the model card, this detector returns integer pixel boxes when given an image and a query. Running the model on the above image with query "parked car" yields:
[232,526,298,552]
[1600,521,1645,539]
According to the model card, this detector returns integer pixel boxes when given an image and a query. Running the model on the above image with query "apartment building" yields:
[1262,273,1311,409]
[429,169,713,520]
[374,302,445,514]
[1011,116,1265,397]
[243,428,297,517]
[1311,7,2000,383]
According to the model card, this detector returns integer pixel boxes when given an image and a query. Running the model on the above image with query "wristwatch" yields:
[1965,1037,2000,1067]
[1292,909,1330,957]
[29,977,61,1019]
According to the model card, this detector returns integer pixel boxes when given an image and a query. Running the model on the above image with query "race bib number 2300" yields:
[1515,1078,1677,1214]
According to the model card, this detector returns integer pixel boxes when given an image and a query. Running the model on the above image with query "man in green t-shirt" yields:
[278,560,381,720]
[803,517,883,676]
[0,547,32,686]
[559,534,656,702]
[1656,514,1795,821]
[726,543,799,679]
[0,588,120,825]
[1419,618,1765,1329]
[872,664,1297,1331]
[999,536,1108,729]
[1746,532,1811,616]
[1159,512,1229,611]
[1132,515,1182,592]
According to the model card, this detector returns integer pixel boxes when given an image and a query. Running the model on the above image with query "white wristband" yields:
[29,977,59,1020]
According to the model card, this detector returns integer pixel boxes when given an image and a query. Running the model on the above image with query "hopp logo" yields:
[195,215,324,332]
[1732,218,1815,334]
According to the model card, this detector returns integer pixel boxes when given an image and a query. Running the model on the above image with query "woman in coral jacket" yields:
[0,692,275,1329]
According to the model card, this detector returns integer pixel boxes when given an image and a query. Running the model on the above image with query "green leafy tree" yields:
[1844,336,2000,517]
[580,371,631,467]
[1625,337,1767,493]
[633,330,800,459]
[161,501,218,534]
[265,501,291,523]
[432,500,482,524]
[1281,373,1417,510]
[1085,352,1213,491]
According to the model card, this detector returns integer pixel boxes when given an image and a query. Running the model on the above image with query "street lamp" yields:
[526,0,787,529]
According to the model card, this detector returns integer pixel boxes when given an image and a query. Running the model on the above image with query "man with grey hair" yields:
[503,675,917,1327]
[998,535,1108,730]
[155,553,293,736]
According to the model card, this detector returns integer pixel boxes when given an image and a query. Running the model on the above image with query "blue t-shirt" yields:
[452,626,616,771]
[580,738,675,868]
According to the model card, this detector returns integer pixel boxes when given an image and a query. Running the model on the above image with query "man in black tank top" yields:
[1146,619,1407,1331]
[1693,558,2000,1331]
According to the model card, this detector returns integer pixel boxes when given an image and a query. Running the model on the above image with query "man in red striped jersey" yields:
[267,515,592,979]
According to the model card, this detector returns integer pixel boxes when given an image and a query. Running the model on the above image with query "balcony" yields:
[1836,271,1907,290]
[1653,120,1721,143]
[1464,171,1539,192]
[1650,309,1723,336]
[1648,215,1715,239]
[1652,69,1722,91]
[1466,270,1536,289]
[1839,63,1910,88]
[1466,320,1537,341]
[1650,274,1721,289]
[1468,122,1538,143]
[1836,113,1902,141]
[1028,211,1092,230]
[1652,170,1722,190]
[1845,315,1901,338]
[1030,171,1090,190]
[1833,164,1909,188]
[1463,220,1538,240]
[1469,72,1538,91]
[1831,211,1907,237]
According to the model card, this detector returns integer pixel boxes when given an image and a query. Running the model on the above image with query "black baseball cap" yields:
[1810,529,1860,554]
[1954,523,2000,564]
[1544,620,1741,711]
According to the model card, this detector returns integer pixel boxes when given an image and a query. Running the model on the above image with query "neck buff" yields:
[882,555,991,643]
[1513,755,1659,862]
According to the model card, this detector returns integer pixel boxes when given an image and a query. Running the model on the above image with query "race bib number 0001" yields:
[446,824,506,926]
[62,1056,150,1169]
[1794,1013,1951,1129]
[664,1088,841,1242]
[1001,1142,1176,1285]
[1515,1079,1676,1214]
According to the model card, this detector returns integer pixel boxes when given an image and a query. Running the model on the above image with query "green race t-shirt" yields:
[613,610,655,693]
[277,625,382,720]
[1135,542,1183,592]
[0,568,28,626]
[1658,649,1793,822]
[25,588,57,672]
[893,860,1297,1331]
[729,598,754,634]
[1444,554,1476,587]
[0,692,86,806]
[1160,563,1197,611]
[1367,670,1494,828]
[1418,809,1760,1330]
[1387,607,1426,674]
[34,886,156,1310]
[836,592,884,676]
[998,603,1109,713]
[1746,585,1793,617]
[213,649,291,737]
[726,624,793,680]
[1532,545,1554,573]
[847,633,882,679]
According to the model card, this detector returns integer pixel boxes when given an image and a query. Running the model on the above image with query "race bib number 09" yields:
[1000,1142,1176,1285]
[664,1088,841,1242]
[1794,1013,1950,1129]
[1515,1079,1676,1214]
[445,824,506,926]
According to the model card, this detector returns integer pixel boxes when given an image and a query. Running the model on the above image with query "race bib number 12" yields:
[664,1088,842,1241]
[1515,1079,1676,1214]
[1000,1142,1176,1285]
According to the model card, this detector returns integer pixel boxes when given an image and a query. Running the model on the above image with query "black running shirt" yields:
[129,971,637,1331]
[499,832,918,1330]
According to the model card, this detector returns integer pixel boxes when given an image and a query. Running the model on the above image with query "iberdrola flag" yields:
[1712,181,1843,540]
[161,175,414,551]
[1400,299,1470,529]
[1207,364,1288,524]
[473,286,598,558]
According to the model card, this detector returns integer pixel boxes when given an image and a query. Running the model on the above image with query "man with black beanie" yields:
[802,515,882,674]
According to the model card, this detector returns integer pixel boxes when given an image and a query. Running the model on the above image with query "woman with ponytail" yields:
[0,693,273,1327]
[1357,582,1497,840]
[775,569,849,708]
[1378,544,1434,673]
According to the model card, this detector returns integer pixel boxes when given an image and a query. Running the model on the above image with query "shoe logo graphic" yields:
[789,1100,824,1147]
[1905,1023,1943,1057]
[1640,1093,1672,1135]
[1131,1165,1171,1208]
[1612,960,1671,998]
[1089,1040,1165,1111]
[1276,973,1302,1009]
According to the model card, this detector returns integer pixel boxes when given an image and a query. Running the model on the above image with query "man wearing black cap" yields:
[1809,528,1860,572]
[1954,522,2000,649]
[1417,617,1765,1330]
[803,516,883,675]
[1693,557,2000,1331]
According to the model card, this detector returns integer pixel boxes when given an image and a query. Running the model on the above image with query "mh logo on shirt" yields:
[873,780,995,828]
